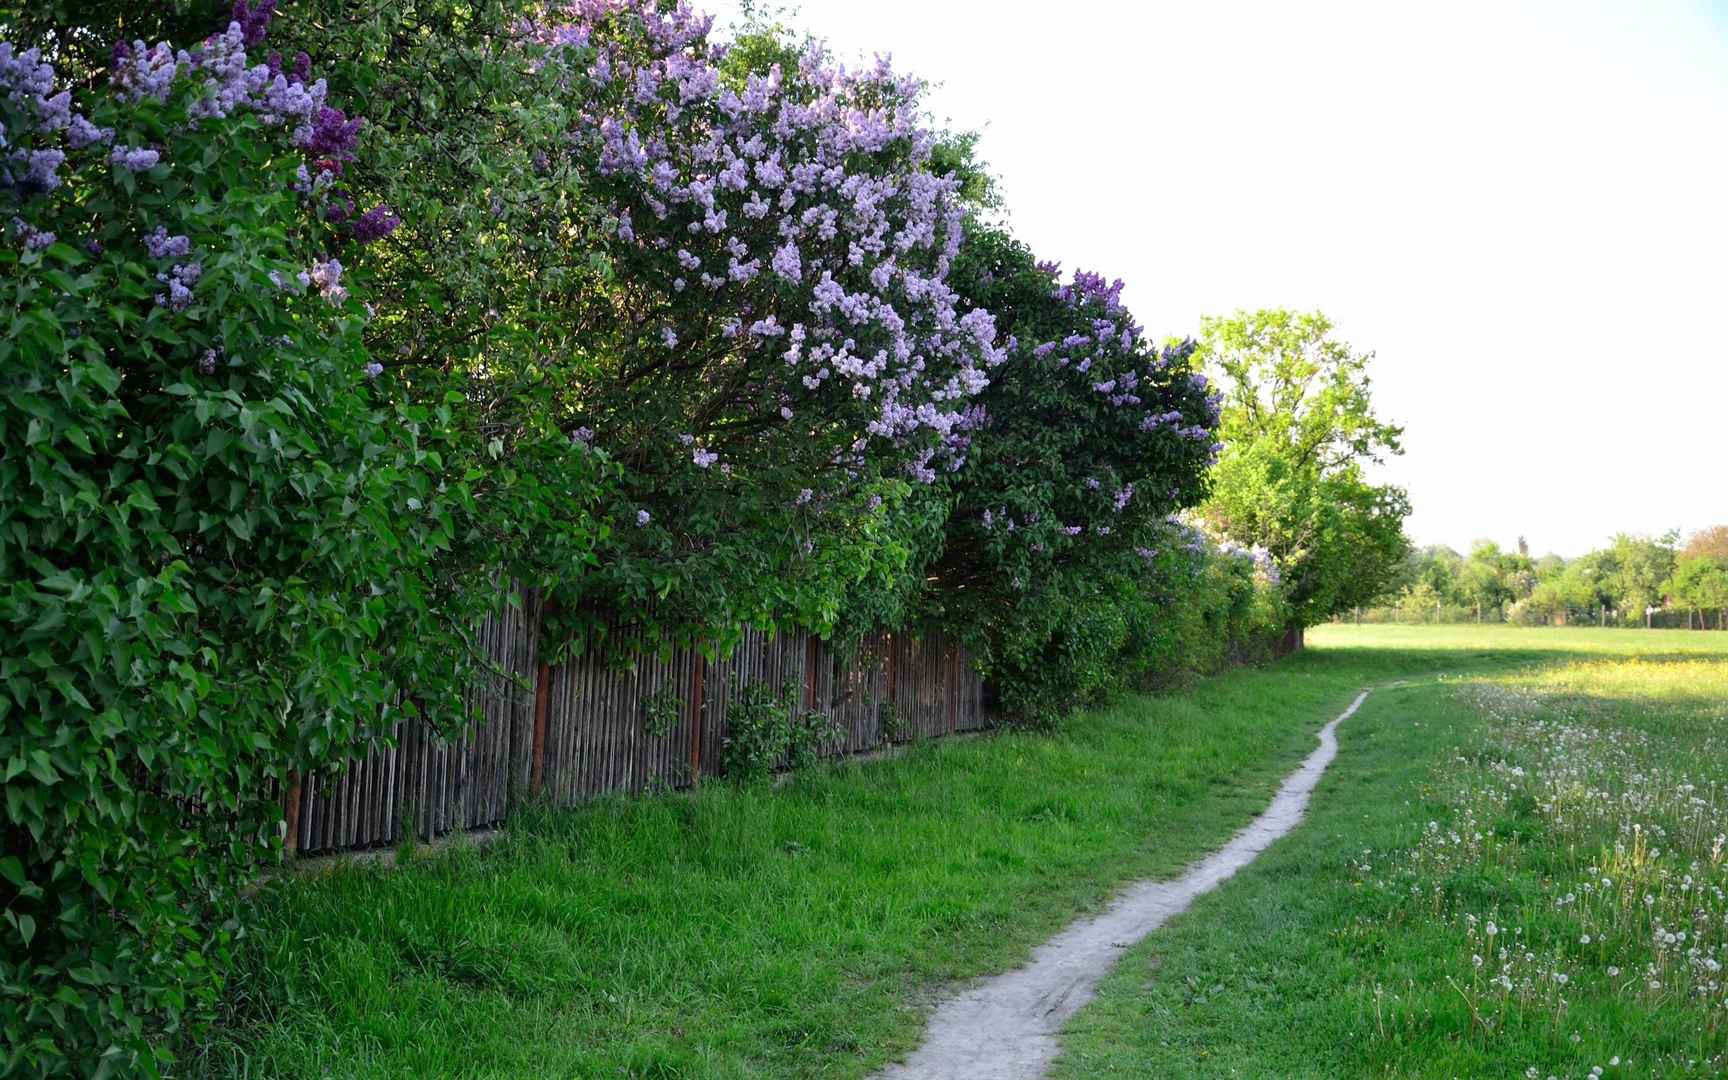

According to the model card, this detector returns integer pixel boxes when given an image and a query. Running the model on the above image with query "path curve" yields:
[874,689,1373,1080]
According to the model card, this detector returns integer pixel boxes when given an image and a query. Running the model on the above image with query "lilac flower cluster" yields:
[145,226,191,259]
[300,258,347,304]
[1028,267,1219,464]
[155,261,203,311]
[0,43,94,194]
[1192,527,1281,585]
[106,14,399,244]
[350,204,401,243]
[110,144,160,172]
[545,0,1003,480]
[10,216,54,252]
[233,0,280,49]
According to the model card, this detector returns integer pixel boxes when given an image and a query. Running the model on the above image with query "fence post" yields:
[804,635,820,710]
[283,771,301,857]
[689,646,705,784]
[530,661,550,797]
[947,644,958,735]
[508,588,541,810]
[886,632,898,704]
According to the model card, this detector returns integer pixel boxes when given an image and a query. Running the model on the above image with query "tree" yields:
[1604,532,1679,627]
[1198,310,1410,629]
[1665,555,1728,630]
[1458,542,1511,622]
[0,12,582,1069]
[1397,580,1443,623]
[1681,526,1728,565]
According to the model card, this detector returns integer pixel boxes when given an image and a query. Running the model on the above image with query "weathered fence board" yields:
[288,605,985,856]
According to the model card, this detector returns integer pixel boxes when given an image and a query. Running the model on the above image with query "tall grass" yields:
[194,653,1393,1078]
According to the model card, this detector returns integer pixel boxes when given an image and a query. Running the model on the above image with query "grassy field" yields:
[193,625,1728,1078]
[1055,624,1728,1079]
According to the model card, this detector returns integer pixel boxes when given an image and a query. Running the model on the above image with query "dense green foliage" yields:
[716,680,840,781]
[1196,309,1410,629]
[920,223,1267,720]
[0,9,618,1072]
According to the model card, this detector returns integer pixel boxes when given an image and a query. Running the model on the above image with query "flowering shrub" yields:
[510,2,1002,646]
[0,9,580,1071]
[917,222,1228,719]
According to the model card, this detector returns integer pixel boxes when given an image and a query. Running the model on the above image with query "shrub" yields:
[0,13,603,1072]
[717,680,839,781]
[918,221,1224,723]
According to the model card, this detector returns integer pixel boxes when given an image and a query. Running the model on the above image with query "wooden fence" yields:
[285,611,985,856]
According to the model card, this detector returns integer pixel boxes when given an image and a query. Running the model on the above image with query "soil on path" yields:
[874,689,1373,1080]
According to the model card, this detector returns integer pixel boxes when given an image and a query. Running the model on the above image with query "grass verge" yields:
[193,640,1429,1078]
[1052,624,1728,1079]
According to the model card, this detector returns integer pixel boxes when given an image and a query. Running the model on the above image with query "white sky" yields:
[713,0,1728,558]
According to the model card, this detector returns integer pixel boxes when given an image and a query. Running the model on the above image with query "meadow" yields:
[184,625,1725,1077]
[1056,624,1728,1078]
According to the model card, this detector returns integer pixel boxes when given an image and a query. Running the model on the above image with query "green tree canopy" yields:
[1198,310,1409,628]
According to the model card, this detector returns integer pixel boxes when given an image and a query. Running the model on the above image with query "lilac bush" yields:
[913,219,1242,719]
[507,1,1004,645]
[0,7,562,1072]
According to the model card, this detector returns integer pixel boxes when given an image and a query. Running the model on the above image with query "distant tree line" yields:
[1360,527,1728,629]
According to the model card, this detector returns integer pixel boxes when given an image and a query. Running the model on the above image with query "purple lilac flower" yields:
[18,148,64,191]
[0,43,56,108]
[232,0,280,48]
[636,509,651,526]
[362,361,384,378]
[112,41,179,103]
[299,106,364,162]
[554,5,1002,476]
[199,349,220,375]
[305,257,346,304]
[110,144,160,172]
[145,226,191,259]
[66,114,114,149]
[11,217,54,251]
[154,262,202,310]
[572,426,595,445]
[691,448,717,469]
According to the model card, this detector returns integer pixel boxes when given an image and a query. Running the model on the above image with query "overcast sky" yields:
[714,0,1728,557]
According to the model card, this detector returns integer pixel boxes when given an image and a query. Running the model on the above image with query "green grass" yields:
[1053,623,1728,1079]
[193,625,1728,1078]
